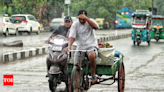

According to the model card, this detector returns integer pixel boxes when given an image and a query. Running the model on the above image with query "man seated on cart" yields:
[66,10,99,84]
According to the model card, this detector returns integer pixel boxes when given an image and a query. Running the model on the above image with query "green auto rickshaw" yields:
[150,15,164,42]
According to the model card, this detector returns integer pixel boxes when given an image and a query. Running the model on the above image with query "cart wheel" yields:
[118,61,125,92]
[84,74,89,90]
[71,66,83,92]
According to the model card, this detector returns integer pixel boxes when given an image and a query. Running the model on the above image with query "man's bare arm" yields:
[68,37,75,48]
[66,37,75,53]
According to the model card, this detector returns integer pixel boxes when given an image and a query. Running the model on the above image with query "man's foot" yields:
[91,76,98,85]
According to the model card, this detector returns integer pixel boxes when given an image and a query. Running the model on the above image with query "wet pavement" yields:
[3,37,164,92]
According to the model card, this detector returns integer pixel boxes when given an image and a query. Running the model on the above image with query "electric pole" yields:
[152,0,153,15]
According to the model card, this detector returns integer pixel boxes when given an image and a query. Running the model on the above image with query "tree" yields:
[68,0,124,23]
[46,0,65,23]
[10,0,44,14]
[154,0,164,15]
[3,6,8,14]
[8,7,12,16]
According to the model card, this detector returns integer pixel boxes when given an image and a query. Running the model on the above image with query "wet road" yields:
[3,38,164,92]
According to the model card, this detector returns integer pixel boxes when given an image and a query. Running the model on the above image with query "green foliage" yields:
[43,19,47,23]
[3,6,7,14]
[8,7,12,16]
[6,0,44,14]
[66,0,152,23]
[32,8,37,15]
[67,0,124,23]
[154,0,164,15]
[124,0,151,10]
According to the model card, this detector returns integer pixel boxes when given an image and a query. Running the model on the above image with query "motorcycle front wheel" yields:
[49,75,57,92]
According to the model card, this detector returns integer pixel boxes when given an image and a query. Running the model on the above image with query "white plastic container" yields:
[98,47,115,65]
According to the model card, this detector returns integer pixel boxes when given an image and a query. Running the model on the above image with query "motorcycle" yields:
[46,35,69,92]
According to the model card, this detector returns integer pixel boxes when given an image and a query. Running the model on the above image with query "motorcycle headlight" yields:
[152,28,155,31]
[137,29,140,32]
[54,39,64,45]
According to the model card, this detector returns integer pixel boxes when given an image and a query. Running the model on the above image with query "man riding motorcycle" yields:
[45,16,73,77]
[45,16,73,92]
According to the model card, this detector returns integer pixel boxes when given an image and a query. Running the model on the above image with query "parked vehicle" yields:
[131,10,151,46]
[49,18,64,32]
[95,18,110,29]
[10,14,40,35]
[150,15,164,42]
[3,15,18,37]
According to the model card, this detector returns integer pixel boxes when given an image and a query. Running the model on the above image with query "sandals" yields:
[91,76,98,85]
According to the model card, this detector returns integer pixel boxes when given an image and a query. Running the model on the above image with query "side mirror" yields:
[36,19,39,22]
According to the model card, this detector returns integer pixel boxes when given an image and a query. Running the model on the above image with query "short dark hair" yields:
[78,10,87,16]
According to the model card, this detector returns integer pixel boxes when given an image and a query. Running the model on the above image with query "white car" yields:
[3,16,18,37]
[10,14,40,35]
